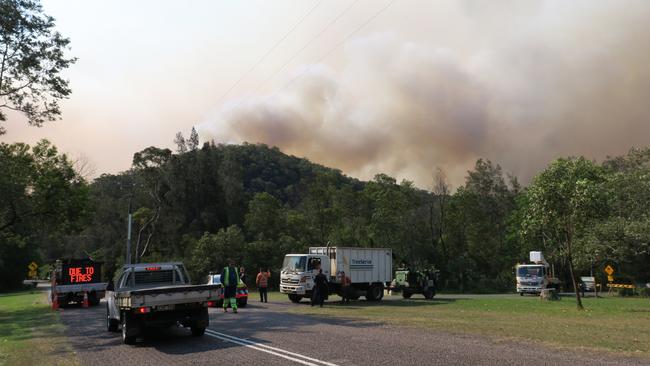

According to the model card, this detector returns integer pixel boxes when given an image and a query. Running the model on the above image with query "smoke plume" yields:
[199,1,650,188]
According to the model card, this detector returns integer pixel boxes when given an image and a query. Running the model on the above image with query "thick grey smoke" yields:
[199,1,650,188]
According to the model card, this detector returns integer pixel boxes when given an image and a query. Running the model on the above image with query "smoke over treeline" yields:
[199,1,650,188]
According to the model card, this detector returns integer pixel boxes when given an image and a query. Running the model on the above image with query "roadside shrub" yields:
[639,287,650,298]
[615,288,636,297]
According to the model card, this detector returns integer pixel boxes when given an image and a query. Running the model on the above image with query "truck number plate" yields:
[156,304,175,311]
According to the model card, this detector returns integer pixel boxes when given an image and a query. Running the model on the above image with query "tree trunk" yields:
[566,232,584,310]
[429,200,436,255]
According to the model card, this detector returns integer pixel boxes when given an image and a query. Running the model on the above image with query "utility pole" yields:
[126,198,133,265]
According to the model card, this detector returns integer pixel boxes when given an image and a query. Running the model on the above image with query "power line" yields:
[271,0,395,98]
[218,0,394,115]
[213,0,324,106]
[251,0,361,95]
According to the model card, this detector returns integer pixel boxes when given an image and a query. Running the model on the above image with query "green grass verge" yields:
[273,292,650,357]
[0,291,79,366]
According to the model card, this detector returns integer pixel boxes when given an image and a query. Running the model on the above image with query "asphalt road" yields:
[58,298,649,366]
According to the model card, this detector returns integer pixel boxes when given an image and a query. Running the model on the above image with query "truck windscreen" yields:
[282,256,306,272]
[517,266,545,277]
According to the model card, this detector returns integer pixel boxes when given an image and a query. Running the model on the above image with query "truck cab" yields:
[280,254,330,303]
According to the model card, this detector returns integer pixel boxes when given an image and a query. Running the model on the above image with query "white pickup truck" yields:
[106,262,220,344]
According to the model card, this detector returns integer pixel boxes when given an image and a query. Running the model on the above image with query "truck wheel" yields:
[238,298,248,308]
[191,327,206,337]
[520,292,524,296]
[402,291,412,299]
[366,284,383,301]
[288,294,302,303]
[121,314,137,345]
[423,289,435,300]
[106,305,119,332]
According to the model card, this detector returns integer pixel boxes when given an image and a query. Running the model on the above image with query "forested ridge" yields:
[1,136,649,291]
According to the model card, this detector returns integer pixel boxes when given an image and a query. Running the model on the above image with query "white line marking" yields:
[207,330,340,366]
[205,329,339,366]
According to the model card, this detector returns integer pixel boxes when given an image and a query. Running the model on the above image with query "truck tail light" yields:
[136,307,151,314]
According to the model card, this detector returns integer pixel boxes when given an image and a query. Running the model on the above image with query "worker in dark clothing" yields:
[240,266,247,285]
[221,259,240,313]
[311,269,328,307]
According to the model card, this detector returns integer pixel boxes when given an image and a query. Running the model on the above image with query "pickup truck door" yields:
[108,271,130,319]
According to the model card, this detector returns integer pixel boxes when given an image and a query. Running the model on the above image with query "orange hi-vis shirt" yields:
[256,271,269,288]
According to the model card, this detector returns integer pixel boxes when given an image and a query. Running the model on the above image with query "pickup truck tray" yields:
[115,284,221,308]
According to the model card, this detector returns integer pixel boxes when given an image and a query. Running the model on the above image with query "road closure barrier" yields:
[82,291,89,308]
[607,283,635,289]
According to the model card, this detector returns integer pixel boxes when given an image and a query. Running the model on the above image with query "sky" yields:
[2,0,650,189]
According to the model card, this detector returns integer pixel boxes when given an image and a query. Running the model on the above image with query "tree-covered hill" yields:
[2,138,649,293]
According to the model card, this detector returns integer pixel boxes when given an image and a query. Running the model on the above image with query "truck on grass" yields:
[51,259,106,307]
[106,262,221,344]
[391,267,438,299]
[515,251,561,295]
[280,247,392,303]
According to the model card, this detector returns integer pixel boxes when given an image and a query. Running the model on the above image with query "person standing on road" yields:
[221,259,240,313]
[339,271,352,304]
[256,268,270,303]
[312,269,328,307]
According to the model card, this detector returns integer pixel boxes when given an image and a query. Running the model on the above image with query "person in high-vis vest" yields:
[221,259,240,313]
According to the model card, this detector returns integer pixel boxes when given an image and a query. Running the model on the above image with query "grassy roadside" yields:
[270,292,650,357]
[0,291,79,366]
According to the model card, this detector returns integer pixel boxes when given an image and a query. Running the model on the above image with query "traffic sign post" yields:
[27,262,39,280]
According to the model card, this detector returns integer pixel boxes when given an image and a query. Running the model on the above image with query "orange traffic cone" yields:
[52,291,59,311]
[82,291,89,308]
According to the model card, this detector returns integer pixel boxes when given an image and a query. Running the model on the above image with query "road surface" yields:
[58,298,648,366]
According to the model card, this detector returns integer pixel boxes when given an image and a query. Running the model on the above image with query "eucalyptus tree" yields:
[522,157,606,310]
[0,0,76,134]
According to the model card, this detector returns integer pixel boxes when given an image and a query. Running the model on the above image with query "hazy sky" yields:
[2,0,649,188]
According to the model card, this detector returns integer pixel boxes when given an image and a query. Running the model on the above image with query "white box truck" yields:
[515,251,561,295]
[280,247,392,303]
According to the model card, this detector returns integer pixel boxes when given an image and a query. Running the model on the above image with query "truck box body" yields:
[309,247,392,284]
[529,251,544,263]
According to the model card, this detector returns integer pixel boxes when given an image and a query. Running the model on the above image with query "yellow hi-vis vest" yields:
[222,266,244,288]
